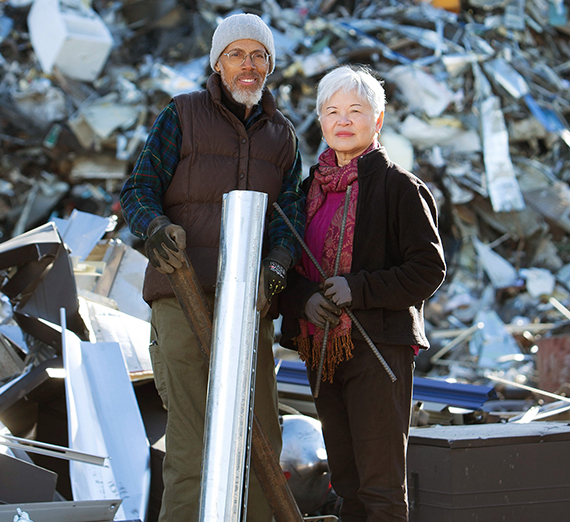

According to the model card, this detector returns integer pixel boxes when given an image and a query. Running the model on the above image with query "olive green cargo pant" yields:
[150,296,281,522]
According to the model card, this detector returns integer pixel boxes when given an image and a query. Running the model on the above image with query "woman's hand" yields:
[323,276,352,307]
[304,292,342,329]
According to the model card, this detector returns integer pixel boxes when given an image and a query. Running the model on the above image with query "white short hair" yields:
[316,65,386,119]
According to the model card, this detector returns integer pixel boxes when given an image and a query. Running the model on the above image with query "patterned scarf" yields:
[295,141,378,382]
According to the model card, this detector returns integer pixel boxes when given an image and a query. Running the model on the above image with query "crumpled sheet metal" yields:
[0,0,569,414]
[0,222,89,344]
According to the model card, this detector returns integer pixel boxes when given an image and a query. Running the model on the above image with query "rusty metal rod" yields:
[273,202,397,382]
[168,254,304,522]
[314,322,331,398]
[168,259,213,360]
[314,185,352,398]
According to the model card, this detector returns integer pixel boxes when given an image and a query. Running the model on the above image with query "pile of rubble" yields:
[1,0,570,405]
[0,0,570,400]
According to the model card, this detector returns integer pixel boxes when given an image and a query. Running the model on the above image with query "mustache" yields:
[234,71,262,82]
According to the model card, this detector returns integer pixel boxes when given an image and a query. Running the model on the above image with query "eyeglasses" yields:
[221,50,271,68]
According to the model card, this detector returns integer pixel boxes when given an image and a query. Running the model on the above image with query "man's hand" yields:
[304,292,342,329]
[323,276,352,307]
[256,246,293,316]
[145,216,187,274]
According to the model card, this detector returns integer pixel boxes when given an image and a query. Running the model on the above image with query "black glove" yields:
[323,276,352,307]
[144,216,187,275]
[256,246,293,316]
[304,292,342,329]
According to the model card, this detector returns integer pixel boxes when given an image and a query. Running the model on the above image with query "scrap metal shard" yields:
[0,223,89,345]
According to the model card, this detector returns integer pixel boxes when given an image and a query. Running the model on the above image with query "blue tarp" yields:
[276,359,497,410]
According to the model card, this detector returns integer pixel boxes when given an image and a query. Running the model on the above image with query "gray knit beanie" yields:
[210,13,275,74]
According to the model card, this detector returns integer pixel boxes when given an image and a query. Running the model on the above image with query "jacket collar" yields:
[356,146,391,178]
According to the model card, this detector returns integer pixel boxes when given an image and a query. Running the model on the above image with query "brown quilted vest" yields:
[143,74,296,304]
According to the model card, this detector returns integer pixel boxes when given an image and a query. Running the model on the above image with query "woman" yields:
[279,65,446,521]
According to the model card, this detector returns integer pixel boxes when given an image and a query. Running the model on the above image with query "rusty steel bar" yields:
[314,185,352,398]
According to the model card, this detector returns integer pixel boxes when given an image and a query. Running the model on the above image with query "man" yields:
[120,13,305,522]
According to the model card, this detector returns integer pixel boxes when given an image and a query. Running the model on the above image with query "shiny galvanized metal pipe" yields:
[199,190,267,522]
[168,247,304,522]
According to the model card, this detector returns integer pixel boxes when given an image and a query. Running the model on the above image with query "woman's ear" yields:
[376,112,384,133]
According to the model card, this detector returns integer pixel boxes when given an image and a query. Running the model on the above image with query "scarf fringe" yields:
[296,334,354,383]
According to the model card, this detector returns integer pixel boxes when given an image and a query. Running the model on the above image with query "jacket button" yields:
[239,173,245,179]
[241,138,247,144]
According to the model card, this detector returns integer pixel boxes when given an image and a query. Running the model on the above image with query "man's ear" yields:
[214,62,221,73]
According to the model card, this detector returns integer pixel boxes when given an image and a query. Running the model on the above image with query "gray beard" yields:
[231,86,263,107]
[220,70,265,108]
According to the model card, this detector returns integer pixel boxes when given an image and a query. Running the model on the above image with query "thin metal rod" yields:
[314,323,330,397]
[0,434,106,466]
[429,323,556,339]
[349,317,397,382]
[333,185,352,276]
[429,321,484,363]
[273,202,396,382]
[487,375,570,404]
[549,296,570,321]
[314,185,352,398]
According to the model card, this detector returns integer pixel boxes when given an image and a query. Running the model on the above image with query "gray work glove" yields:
[304,292,342,329]
[323,276,352,307]
[144,215,187,274]
[256,246,293,317]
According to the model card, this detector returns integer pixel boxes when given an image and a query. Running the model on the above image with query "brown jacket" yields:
[279,147,446,350]
[143,74,296,303]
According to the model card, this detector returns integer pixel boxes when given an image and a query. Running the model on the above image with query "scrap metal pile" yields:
[1,0,570,416]
[1,0,570,516]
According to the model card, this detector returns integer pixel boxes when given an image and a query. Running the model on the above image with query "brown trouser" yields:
[307,339,414,522]
[150,296,281,522]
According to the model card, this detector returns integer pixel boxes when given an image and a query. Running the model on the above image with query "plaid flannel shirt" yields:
[120,101,305,263]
